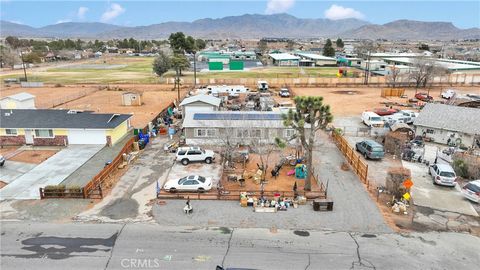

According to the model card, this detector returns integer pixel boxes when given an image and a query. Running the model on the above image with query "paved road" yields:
[1,222,479,270]
[0,145,103,200]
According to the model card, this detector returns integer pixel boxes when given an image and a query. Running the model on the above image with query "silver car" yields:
[429,163,457,187]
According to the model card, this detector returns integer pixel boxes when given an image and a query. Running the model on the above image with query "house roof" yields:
[183,111,310,129]
[295,52,336,61]
[0,109,132,129]
[1,92,35,102]
[179,95,221,107]
[413,103,480,134]
[268,53,300,61]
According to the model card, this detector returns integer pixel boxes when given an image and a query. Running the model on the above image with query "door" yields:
[68,129,106,145]
[24,129,34,144]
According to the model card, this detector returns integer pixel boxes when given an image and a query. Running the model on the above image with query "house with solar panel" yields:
[182,111,308,145]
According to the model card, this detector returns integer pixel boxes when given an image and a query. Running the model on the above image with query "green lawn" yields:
[1,56,360,84]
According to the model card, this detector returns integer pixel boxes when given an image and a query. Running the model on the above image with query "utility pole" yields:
[193,51,197,87]
[364,51,370,85]
[20,51,28,82]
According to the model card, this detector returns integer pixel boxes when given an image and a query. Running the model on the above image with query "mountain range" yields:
[1,14,479,40]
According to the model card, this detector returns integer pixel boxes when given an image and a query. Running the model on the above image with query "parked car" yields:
[383,113,411,125]
[0,155,5,166]
[355,140,385,160]
[373,107,398,116]
[461,180,480,203]
[176,146,215,165]
[361,111,384,127]
[429,163,457,187]
[164,175,213,192]
[415,92,433,102]
[279,88,290,97]
[441,89,456,99]
[397,110,419,124]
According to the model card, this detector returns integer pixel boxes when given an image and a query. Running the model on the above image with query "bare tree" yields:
[408,57,447,88]
[386,64,402,88]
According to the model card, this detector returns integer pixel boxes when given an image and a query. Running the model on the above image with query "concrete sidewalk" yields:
[61,135,133,187]
[404,161,478,217]
[0,161,37,184]
[0,145,103,200]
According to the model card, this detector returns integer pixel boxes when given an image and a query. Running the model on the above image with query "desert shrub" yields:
[44,185,66,197]
[453,159,469,179]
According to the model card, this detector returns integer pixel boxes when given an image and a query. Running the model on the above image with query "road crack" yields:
[305,253,311,270]
[221,227,234,268]
[104,223,126,270]
[348,232,376,270]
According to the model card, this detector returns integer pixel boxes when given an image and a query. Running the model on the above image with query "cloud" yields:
[324,4,365,20]
[265,0,295,15]
[100,3,125,22]
[56,19,72,24]
[8,20,24,25]
[77,7,88,20]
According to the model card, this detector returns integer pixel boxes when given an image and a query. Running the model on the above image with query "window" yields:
[195,129,217,138]
[236,129,261,138]
[35,129,54,138]
[426,129,435,134]
[5,129,18,136]
[284,129,296,139]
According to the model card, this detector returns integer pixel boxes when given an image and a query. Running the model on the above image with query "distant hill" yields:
[38,22,123,38]
[1,16,478,40]
[340,20,480,40]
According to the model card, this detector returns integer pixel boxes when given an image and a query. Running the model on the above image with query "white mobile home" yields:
[414,103,480,148]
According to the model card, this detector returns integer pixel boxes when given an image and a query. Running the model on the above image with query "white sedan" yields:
[164,175,212,192]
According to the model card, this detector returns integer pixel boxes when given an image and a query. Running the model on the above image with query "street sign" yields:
[403,192,411,201]
[403,179,413,189]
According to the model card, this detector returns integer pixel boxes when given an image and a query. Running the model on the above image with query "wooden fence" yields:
[331,132,369,186]
[39,187,85,199]
[381,88,405,97]
[156,188,318,201]
[83,137,135,198]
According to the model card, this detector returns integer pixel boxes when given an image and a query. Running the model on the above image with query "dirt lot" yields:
[292,86,479,117]
[0,146,21,158]
[1,83,188,128]
[222,151,320,193]
[9,150,59,164]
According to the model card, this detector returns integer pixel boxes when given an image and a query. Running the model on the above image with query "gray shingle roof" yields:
[413,103,480,134]
[0,109,131,129]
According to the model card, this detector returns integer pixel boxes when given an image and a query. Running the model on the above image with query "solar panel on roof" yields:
[193,113,283,121]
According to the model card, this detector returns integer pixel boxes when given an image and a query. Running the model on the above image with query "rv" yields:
[257,80,269,91]
[196,85,250,97]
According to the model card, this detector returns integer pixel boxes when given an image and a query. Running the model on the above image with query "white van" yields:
[362,111,384,127]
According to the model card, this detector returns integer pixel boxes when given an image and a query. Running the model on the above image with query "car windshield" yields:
[440,171,455,177]
[371,117,381,121]
[197,176,206,183]
[465,183,480,192]
[178,177,188,185]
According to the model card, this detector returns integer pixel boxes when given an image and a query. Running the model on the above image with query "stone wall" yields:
[0,135,26,146]
[33,135,68,146]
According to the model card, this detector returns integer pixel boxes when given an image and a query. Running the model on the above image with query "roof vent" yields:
[67,110,83,114]
[107,114,120,123]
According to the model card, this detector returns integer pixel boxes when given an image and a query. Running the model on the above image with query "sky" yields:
[1,0,479,29]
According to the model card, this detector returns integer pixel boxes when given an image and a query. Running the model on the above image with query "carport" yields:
[0,145,103,200]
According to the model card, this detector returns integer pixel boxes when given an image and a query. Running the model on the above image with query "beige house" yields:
[182,111,307,145]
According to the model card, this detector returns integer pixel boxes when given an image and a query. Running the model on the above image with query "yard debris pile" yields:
[385,167,411,199]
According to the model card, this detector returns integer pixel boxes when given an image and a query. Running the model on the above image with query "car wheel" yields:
[169,188,177,193]
[197,188,205,193]
[205,157,212,164]
[364,153,368,160]
[181,159,189,166]
[432,177,437,185]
